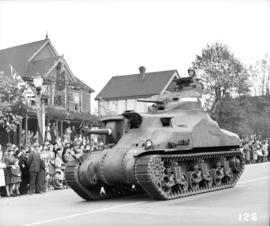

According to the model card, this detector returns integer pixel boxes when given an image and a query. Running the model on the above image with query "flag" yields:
[10,65,35,104]
[10,65,26,89]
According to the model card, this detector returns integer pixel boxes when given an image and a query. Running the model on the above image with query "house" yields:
[0,35,94,144]
[95,66,180,116]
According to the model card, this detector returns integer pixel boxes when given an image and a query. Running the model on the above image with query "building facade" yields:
[95,66,180,116]
[0,35,94,144]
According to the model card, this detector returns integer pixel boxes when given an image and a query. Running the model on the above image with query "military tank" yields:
[64,73,244,200]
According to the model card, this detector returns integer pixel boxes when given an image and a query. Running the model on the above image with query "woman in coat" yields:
[3,147,16,196]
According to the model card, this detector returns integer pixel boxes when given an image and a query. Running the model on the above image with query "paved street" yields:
[1,162,269,226]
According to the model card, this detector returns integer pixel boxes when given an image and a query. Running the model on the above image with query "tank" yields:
[64,75,245,200]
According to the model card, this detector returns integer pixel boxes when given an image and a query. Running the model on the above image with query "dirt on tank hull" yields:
[65,76,245,200]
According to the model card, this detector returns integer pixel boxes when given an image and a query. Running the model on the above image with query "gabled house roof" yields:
[95,70,179,100]
[0,40,47,77]
[26,55,61,77]
[0,38,94,92]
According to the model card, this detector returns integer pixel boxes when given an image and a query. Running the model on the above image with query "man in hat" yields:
[18,146,29,194]
[37,147,47,193]
[27,143,41,194]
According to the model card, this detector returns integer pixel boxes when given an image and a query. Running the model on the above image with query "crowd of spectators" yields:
[241,134,270,164]
[0,125,97,197]
[1,128,269,198]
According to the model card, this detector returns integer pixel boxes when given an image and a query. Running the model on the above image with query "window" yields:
[160,117,172,127]
[54,95,64,107]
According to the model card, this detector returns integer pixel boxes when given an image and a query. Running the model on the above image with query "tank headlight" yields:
[144,139,153,150]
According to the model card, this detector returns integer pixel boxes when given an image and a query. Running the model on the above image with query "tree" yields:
[217,95,270,138]
[248,54,270,96]
[0,73,25,134]
[192,42,250,121]
[218,96,250,137]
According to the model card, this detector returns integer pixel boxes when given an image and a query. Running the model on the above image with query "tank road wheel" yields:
[160,172,189,196]
[170,164,189,194]
[212,168,224,186]
[223,173,233,184]
[222,167,233,184]
[178,173,189,193]
[165,164,189,195]
[199,161,213,189]
[160,164,189,196]
[221,158,234,184]
[201,174,213,189]
[212,161,225,187]
[188,163,202,191]
[229,156,242,172]
[188,171,202,191]
[147,156,181,198]
[161,175,175,193]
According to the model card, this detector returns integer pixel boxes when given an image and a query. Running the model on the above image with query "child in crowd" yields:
[10,159,22,196]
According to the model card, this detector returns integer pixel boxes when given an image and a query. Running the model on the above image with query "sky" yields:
[0,0,270,112]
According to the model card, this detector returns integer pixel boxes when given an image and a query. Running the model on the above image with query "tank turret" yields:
[65,69,244,200]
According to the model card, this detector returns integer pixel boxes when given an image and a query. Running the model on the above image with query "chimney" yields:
[45,31,49,40]
[139,66,146,81]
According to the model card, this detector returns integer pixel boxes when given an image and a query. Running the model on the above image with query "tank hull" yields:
[65,147,244,200]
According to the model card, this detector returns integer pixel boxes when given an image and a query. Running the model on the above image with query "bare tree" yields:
[249,54,270,96]
[192,42,250,120]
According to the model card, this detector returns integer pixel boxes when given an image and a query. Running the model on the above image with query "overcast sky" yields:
[0,0,269,112]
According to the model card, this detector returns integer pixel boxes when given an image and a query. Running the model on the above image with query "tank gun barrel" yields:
[81,127,112,136]
[137,99,163,105]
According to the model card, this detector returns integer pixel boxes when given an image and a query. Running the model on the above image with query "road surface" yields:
[0,162,269,226]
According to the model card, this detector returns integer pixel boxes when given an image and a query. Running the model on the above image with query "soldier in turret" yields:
[187,68,204,90]
[188,67,196,78]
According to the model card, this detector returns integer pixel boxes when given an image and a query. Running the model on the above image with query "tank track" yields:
[134,149,244,200]
[65,158,143,200]
[65,159,101,200]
